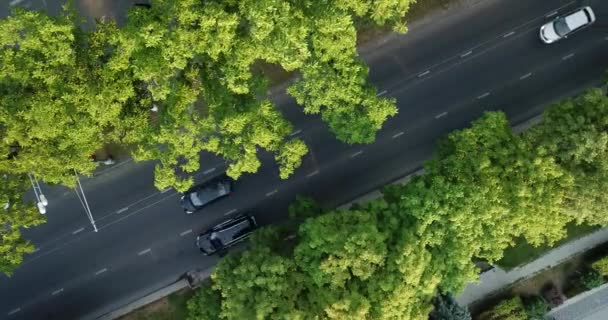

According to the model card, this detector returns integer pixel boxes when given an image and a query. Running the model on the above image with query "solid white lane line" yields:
[460,50,473,58]
[7,308,21,316]
[477,92,491,100]
[72,227,85,235]
[392,131,405,138]
[223,209,237,216]
[160,187,172,194]
[180,229,193,236]
[51,288,64,296]
[350,150,363,158]
[546,11,558,18]
[116,207,129,214]
[376,90,388,96]
[503,31,516,38]
[203,167,216,175]
[95,268,108,276]
[290,129,302,136]
[417,70,431,78]
[306,170,319,178]
[519,72,532,80]
[138,248,151,256]
[265,190,278,197]
[435,112,448,119]
[562,53,575,60]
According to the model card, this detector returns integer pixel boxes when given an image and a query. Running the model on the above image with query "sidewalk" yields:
[457,227,608,306]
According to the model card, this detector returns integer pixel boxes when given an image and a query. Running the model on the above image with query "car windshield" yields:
[553,18,570,36]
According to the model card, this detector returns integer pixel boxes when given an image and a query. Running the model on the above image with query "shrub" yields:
[480,296,527,320]
[580,270,604,290]
[524,296,549,320]
[591,256,608,278]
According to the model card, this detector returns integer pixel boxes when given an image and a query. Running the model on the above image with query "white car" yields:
[540,6,596,44]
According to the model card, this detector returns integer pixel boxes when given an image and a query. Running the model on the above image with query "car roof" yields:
[211,218,254,245]
[565,9,590,29]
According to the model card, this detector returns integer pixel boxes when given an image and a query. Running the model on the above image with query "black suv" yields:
[180,176,232,214]
[196,215,257,256]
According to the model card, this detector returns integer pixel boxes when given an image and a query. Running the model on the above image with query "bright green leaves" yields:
[294,209,387,288]
[0,174,45,276]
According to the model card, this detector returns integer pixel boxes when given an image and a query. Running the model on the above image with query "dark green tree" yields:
[429,294,471,320]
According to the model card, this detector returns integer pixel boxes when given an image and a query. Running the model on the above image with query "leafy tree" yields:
[429,294,471,320]
[0,174,45,276]
[187,280,222,320]
[592,256,608,278]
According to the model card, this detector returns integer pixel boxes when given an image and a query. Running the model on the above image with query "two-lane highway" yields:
[2,0,608,319]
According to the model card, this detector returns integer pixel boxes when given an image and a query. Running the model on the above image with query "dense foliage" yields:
[479,296,527,320]
[187,88,608,319]
[0,0,414,274]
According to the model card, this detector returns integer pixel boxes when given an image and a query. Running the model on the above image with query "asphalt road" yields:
[1,0,608,319]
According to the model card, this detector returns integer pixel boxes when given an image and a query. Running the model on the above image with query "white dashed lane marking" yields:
[95,268,108,276]
[203,167,216,175]
[306,170,319,178]
[546,11,558,18]
[116,207,129,214]
[562,53,575,60]
[72,227,85,235]
[435,112,448,119]
[223,209,237,216]
[180,229,193,236]
[519,72,532,80]
[265,190,278,197]
[350,150,363,158]
[460,50,473,58]
[417,70,431,78]
[7,308,21,316]
[477,92,491,100]
[160,188,172,194]
[290,129,302,136]
[138,248,151,256]
[503,31,516,38]
[392,131,405,138]
[376,90,388,96]
[51,288,64,296]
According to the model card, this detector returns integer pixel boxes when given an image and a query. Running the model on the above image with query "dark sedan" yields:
[196,215,257,256]
[180,176,232,214]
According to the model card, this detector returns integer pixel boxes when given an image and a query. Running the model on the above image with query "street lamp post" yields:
[28,173,47,214]
[74,170,98,232]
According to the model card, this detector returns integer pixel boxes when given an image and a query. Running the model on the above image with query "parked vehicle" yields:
[540,6,596,44]
[196,215,257,256]
[180,176,232,214]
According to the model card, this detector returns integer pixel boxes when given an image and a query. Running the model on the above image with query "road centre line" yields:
[72,227,85,235]
[392,131,405,138]
[306,170,319,178]
[180,229,193,236]
[95,268,108,276]
[477,92,491,100]
[7,308,21,316]
[116,207,129,214]
[289,129,302,136]
[160,187,172,194]
[376,90,388,96]
[51,288,64,296]
[138,248,151,256]
[203,167,216,175]
[435,112,448,119]
[460,50,473,58]
[519,72,532,80]
[223,209,237,216]
[350,150,364,158]
[265,190,278,197]
[503,31,516,38]
[417,70,431,78]
[562,53,575,60]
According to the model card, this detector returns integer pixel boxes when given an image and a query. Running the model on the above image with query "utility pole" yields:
[74,170,98,232]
